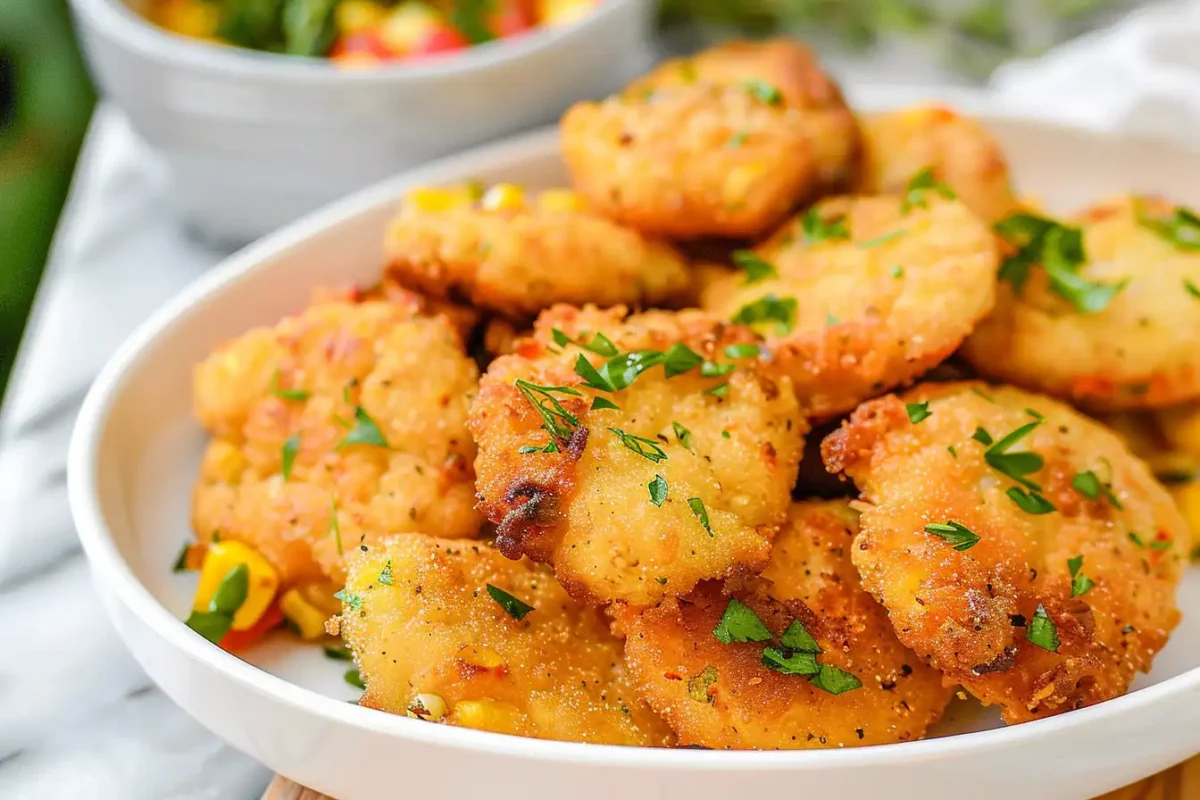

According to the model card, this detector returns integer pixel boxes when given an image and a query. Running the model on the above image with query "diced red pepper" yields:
[408,25,469,58]
[330,30,394,62]
[490,1,533,38]
[219,602,285,653]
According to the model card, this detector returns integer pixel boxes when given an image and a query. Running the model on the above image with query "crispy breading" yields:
[620,500,952,749]
[469,305,807,606]
[963,195,1200,410]
[822,382,1188,723]
[855,105,1017,223]
[699,194,998,418]
[384,189,690,319]
[339,535,673,746]
[192,297,482,586]
[560,39,859,239]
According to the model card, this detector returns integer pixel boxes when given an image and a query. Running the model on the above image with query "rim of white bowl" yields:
[68,94,1200,770]
[69,0,649,82]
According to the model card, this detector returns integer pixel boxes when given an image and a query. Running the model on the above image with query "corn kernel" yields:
[451,700,523,734]
[193,541,279,631]
[336,0,388,34]
[1158,405,1200,456]
[406,693,448,721]
[298,580,344,617]
[456,644,505,670]
[536,189,585,213]
[480,183,526,213]
[537,0,596,27]
[154,0,220,39]
[1171,482,1200,537]
[380,2,442,54]
[405,185,478,213]
[280,588,330,640]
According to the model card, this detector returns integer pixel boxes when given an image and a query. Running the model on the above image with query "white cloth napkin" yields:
[2,7,1198,795]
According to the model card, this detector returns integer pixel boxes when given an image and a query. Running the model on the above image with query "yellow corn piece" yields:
[451,700,523,734]
[536,189,585,213]
[405,185,478,213]
[1158,405,1200,456]
[537,0,596,27]
[192,541,279,631]
[455,644,505,671]
[297,580,344,617]
[406,693,448,721]
[380,2,442,54]
[480,183,526,213]
[1171,482,1200,538]
[153,0,220,39]
[335,0,388,34]
[280,588,330,640]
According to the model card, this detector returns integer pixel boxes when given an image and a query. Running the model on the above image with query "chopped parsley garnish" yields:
[330,497,343,555]
[1128,531,1147,548]
[810,663,863,695]
[859,229,906,249]
[378,560,393,586]
[1072,470,1123,509]
[514,379,581,442]
[780,620,821,653]
[721,430,731,439]
[687,497,714,537]
[1150,538,1174,552]
[591,397,620,412]
[486,584,534,620]
[731,294,797,335]
[700,361,734,378]
[687,666,719,703]
[947,445,957,458]
[344,669,366,690]
[648,474,668,507]
[1026,604,1060,652]
[726,130,747,149]
[338,407,389,449]
[448,0,494,44]
[724,343,761,359]
[732,250,777,284]
[742,79,783,106]
[801,208,851,244]
[672,421,693,450]
[972,427,994,446]
[1068,555,1093,597]
[1137,202,1200,251]
[712,598,772,644]
[184,562,249,644]
[172,541,192,573]
[984,420,1043,489]
[1006,487,1056,515]
[550,328,619,357]
[901,167,956,212]
[281,434,300,481]
[924,521,981,551]
[825,313,840,326]
[891,265,905,278]
[610,427,668,463]
[1186,279,1200,299]
[663,343,705,377]
[761,647,819,676]
[333,589,361,612]
[576,349,681,392]
[517,445,541,454]
[323,644,354,661]
[707,383,729,398]
[994,213,1126,312]
[270,370,310,402]
[905,402,932,424]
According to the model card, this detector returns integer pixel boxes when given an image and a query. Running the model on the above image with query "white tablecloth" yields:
[2,3,1196,795]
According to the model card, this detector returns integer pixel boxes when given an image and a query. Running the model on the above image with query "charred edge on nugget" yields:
[495,484,556,559]
[971,645,1018,676]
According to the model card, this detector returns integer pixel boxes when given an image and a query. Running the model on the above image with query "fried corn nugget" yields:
[193,298,482,586]
[963,195,1200,410]
[823,382,1189,723]
[855,105,1017,223]
[338,535,673,746]
[469,305,807,606]
[620,500,952,749]
[700,194,998,418]
[560,39,859,239]
[384,185,690,319]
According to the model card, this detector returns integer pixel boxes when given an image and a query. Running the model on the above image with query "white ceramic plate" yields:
[69,90,1200,800]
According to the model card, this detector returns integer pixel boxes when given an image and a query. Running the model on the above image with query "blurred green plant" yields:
[0,0,94,405]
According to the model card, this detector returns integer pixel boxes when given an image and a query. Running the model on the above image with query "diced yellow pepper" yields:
[297,580,344,617]
[480,183,526,213]
[280,588,330,640]
[1158,405,1200,456]
[192,542,279,631]
[335,0,388,34]
[1171,482,1200,538]
[380,2,442,54]
[153,0,220,39]
[405,185,478,213]
[451,700,523,734]
[536,189,585,213]
[537,0,597,27]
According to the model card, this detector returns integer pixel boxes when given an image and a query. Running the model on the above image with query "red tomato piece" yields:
[490,1,533,37]
[330,30,393,61]
[219,602,285,653]
[409,25,469,58]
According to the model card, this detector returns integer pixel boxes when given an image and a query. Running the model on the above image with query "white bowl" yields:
[68,0,654,244]
[69,93,1200,800]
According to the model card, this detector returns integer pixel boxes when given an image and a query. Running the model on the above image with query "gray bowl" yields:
[69,0,655,244]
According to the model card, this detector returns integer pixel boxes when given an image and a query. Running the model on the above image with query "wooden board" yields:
[263,753,1200,800]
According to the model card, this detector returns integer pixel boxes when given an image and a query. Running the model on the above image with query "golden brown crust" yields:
[855,105,1017,223]
[468,305,807,606]
[700,194,999,418]
[822,382,1188,723]
[341,535,672,746]
[963,195,1200,410]
[620,500,953,749]
[384,195,690,319]
[192,297,482,586]
[561,39,859,239]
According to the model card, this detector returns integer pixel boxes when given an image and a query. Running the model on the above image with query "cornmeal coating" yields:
[560,39,859,239]
[823,382,1188,723]
[620,500,952,749]
[469,305,807,606]
[339,535,672,746]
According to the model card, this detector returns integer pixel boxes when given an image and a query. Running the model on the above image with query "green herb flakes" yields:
[515,379,582,442]
[801,208,851,244]
[184,562,250,644]
[742,79,783,106]
[672,421,693,450]
[761,647,819,676]
[344,668,366,690]
[984,421,1044,489]
[1072,470,1123,510]
[780,620,821,653]
[333,589,362,612]
[688,497,714,537]
[810,663,863,695]
[924,521,981,551]
[591,397,620,412]
[859,229,906,249]
[486,584,534,621]
[648,475,668,507]
[732,250,777,284]
[1006,487,1056,515]
[610,427,669,463]
[663,343,705,378]
[1138,202,1200,251]
[378,560,394,586]
[687,666,719,703]
[891,265,905,278]
[724,343,761,359]
[731,294,797,335]
[330,497,343,556]
[1068,555,1093,597]
[901,167,956,212]
[551,328,619,357]
[323,644,354,661]
[712,598,772,644]
[338,407,389,449]
[281,434,300,481]
[172,541,192,573]
[972,427,994,446]
[1026,604,1060,652]
[905,402,932,424]
[700,361,734,378]
[1186,279,1200,299]
[270,370,310,402]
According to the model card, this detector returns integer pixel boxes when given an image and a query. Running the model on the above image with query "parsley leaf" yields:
[270,370,310,402]
[333,589,362,612]
[591,396,620,412]
[707,383,729,398]
[338,407,389,449]
[515,379,581,442]
[762,647,819,676]
[891,264,905,278]
[712,598,772,644]
[1006,486,1056,515]
[323,644,354,661]
[609,427,668,463]
[184,562,250,644]
[344,668,366,690]
[731,294,797,335]
[905,401,932,424]
[902,167,956,213]
[724,343,761,359]
[732,250,777,284]
[1186,279,1200,299]
[672,421,693,450]
[972,426,994,446]
[648,474,668,507]
[172,541,192,573]
[486,584,534,620]
[810,664,863,695]
[1026,604,1060,652]
[1042,226,1128,313]
[378,560,394,586]
[448,0,494,44]
[984,420,1044,489]
[1138,202,1200,251]
[663,343,705,378]
[687,497,714,537]
[742,79,783,106]
[859,229,906,249]
[281,434,300,481]
[726,130,747,149]
[1072,470,1123,510]
[1128,531,1147,548]
[924,521,981,551]
[700,361,734,378]
[802,208,851,244]
[1068,555,1093,597]
[780,620,821,653]
[330,497,343,556]
[576,349,671,392]
[551,328,620,357]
